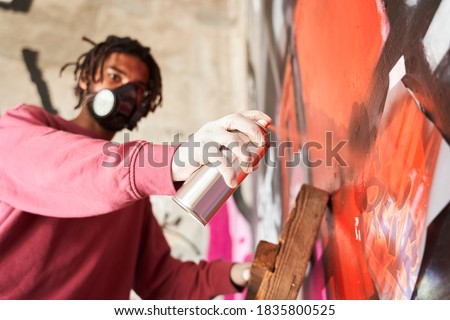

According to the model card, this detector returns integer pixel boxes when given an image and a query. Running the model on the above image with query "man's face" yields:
[82,52,149,107]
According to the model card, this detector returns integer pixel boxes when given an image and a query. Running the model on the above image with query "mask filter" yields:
[88,83,149,131]
[91,89,117,117]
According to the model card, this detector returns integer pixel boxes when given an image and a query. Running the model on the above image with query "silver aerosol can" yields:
[172,122,269,225]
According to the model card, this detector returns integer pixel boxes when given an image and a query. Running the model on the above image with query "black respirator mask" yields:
[87,83,149,131]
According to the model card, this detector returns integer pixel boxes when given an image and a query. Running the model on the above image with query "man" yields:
[0,35,270,299]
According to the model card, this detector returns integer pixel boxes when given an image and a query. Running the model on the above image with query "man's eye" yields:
[108,73,120,81]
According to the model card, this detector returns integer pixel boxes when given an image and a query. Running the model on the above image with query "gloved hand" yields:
[230,262,252,288]
[171,110,271,187]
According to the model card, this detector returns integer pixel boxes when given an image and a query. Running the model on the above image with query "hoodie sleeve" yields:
[0,105,178,217]
[133,202,239,300]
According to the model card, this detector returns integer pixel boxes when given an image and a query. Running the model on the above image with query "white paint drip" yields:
[355,217,362,241]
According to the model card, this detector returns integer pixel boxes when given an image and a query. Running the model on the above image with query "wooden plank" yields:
[246,240,278,300]
[248,184,329,300]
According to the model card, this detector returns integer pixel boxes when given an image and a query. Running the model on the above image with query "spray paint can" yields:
[172,122,269,225]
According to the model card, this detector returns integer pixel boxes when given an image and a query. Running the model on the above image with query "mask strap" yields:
[81,91,98,108]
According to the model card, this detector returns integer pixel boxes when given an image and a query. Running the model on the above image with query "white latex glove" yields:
[171,110,271,187]
[230,262,252,288]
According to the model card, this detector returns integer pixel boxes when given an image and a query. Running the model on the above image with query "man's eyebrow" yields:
[107,66,126,75]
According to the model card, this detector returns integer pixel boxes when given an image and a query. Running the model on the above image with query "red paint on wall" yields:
[275,0,443,299]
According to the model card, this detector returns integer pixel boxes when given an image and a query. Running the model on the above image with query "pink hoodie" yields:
[0,104,237,299]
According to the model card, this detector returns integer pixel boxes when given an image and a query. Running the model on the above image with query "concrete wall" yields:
[0,0,246,142]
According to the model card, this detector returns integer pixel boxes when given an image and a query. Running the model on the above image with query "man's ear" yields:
[78,79,87,91]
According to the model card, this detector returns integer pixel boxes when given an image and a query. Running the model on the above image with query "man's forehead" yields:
[102,52,149,85]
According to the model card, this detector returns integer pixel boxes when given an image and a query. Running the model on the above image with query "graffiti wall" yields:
[247,0,450,299]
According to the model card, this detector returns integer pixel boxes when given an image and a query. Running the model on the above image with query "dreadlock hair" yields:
[60,35,162,113]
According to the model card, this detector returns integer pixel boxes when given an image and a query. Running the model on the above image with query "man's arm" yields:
[0,105,177,217]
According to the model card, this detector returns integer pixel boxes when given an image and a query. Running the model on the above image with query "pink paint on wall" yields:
[207,196,253,300]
